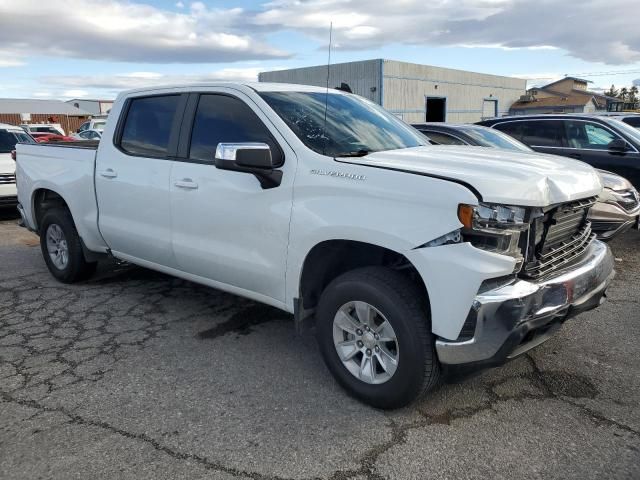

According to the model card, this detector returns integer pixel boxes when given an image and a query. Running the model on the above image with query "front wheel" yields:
[39,208,97,283]
[316,266,440,409]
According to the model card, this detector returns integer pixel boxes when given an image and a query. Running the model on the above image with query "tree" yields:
[604,84,619,97]
[629,86,639,104]
[620,87,629,101]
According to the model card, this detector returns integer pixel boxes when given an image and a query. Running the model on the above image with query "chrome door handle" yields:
[174,178,199,189]
[99,168,118,178]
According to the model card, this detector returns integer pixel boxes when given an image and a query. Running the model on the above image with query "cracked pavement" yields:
[1,209,639,479]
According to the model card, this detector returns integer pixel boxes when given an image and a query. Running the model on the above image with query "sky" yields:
[1,0,639,101]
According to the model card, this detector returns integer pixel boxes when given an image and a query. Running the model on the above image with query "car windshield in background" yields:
[0,130,36,152]
[93,121,106,130]
[608,118,640,144]
[460,127,532,152]
[259,91,427,157]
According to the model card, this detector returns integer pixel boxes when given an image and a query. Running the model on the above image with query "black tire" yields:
[39,208,97,283]
[316,266,440,409]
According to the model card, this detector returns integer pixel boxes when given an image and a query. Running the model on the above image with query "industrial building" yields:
[0,98,90,135]
[65,98,114,115]
[259,59,526,123]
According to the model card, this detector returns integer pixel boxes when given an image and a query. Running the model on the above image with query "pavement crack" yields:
[0,391,297,480]
[525,354,640,437]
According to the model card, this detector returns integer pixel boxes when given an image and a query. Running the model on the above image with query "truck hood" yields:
[341,146,602,207]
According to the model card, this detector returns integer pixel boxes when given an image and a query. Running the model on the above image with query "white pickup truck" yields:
[16,83,615,408]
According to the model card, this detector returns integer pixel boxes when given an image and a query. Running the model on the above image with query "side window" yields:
[422,131,466,145]
[78,122,89,132]
[565,121,619,149]
[120,95,180,157]
[623,117,640,128]
[519,120,564,147]
[0,130,16,152]
[493,122,523,142]
[189,94,283,165]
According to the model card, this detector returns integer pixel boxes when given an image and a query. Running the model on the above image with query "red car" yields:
[31,132,77,143]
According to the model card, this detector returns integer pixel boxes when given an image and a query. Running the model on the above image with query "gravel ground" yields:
[1,207,638,479]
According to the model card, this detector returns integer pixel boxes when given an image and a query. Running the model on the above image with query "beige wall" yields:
[260,59,527,123]
[381,60,526,123]
[259,60,382,103]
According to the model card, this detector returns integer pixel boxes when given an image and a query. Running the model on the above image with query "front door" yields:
[169,91,296,302]
[95,93,185,266]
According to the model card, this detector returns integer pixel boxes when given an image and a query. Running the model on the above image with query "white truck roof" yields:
[119,82,345,97]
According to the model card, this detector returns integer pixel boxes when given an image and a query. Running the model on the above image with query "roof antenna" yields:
[322,22,332,156]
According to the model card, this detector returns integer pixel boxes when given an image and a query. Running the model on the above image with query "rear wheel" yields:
[39,208,97,283]
[316,266,440,409]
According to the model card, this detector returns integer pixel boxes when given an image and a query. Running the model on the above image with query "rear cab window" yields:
[119,95,181,157]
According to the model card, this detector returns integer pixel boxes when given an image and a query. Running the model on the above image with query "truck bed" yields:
[15,142,108,253]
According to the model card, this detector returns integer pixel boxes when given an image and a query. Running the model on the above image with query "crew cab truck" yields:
[16,83,615,408]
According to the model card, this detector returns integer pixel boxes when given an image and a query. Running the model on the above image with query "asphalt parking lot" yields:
[0,207,639,480]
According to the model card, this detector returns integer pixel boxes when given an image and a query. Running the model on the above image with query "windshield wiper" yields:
[334,149,370,157]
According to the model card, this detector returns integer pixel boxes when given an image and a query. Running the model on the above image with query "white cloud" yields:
[0,0,289,64]
[0,0,638,68]
[40,67,269,97]
[253,0,640,65]
[32,92,53,97]
[0,49,26,67]
[62,89,90,98]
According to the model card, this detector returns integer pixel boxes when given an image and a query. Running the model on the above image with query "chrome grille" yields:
[522,196,597,279]
[0,173,16,185]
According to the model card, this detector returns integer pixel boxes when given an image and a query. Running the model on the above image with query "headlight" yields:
[458,203,529,269]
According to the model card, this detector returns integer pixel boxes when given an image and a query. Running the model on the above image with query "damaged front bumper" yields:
[435,239,615,369]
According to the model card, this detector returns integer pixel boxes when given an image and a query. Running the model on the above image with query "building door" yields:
[482,99,498,120]
[425,97,446,122]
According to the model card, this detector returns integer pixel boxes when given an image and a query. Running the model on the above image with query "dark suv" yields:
[478,114,640,188]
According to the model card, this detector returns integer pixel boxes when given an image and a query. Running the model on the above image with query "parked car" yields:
[587,112,640,128]
[590,170,640,239]
[30,133,77,143]
[16,83,615,408]
[76,118,106,134]
[21,123,65,136]
[0,123,35,207]
[477,114,640,189]
[72,129,102,141]
[413,123,640,240]
[414,122,535,151]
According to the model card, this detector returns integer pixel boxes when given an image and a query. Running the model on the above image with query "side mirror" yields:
[608,138,628,152]
[215,143,274,169]
[215,143,282,189]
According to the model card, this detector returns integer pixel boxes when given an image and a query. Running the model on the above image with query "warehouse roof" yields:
[0,98,90,115]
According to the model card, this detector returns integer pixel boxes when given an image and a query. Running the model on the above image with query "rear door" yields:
[169,90,296,302]
[95,93,187,267]
[562,119,640,187]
